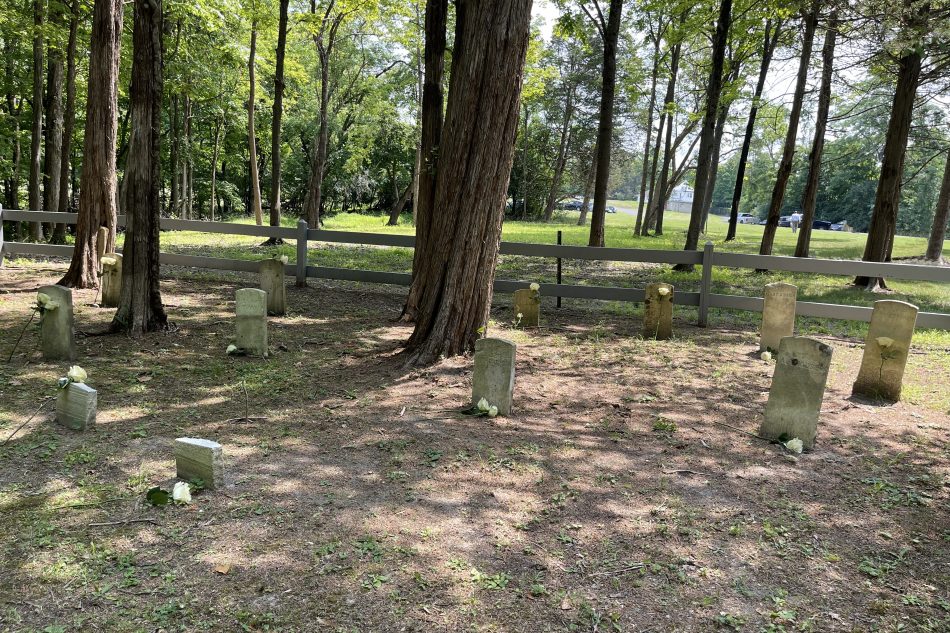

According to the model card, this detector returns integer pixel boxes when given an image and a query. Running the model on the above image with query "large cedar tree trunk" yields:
[679,0,732,264]
[403,0,532,365]
[759,6,818,256]
[794,12,837,258]
[28,0,45,241]
[925,151,950,261]
[588,0,623,248]
[401,0,448,320]
[247,25,263,226]
[112,0,166,335]
[59,0,122,288]
[268,0,289,237]
[726,19,780,240]
[855,46,922,287]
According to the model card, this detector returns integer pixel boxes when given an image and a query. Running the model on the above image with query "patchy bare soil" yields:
[1,260,949,633]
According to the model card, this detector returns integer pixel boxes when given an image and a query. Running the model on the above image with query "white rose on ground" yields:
[761,351,773,361]
[488,405,498,418]
[876,336,894,348]
[67,366,87,383]
[226,344,238,355]
[530,283,540,291]
[477,398,490,412]
[172,481,192,504]
[784,438,803,454]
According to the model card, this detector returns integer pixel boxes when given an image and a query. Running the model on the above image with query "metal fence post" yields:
[698,241,714,327]
[296,219,308,287]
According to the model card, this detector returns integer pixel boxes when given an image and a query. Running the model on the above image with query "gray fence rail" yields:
[2,208,949,330]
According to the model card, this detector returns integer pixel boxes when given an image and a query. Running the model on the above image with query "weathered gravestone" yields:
[56,382,97,430]
[38,285,76,360]
[235,288,268,357]
[513,287,540,327]
[760,282,797,352]
[472,338,516,416]
[175,437,224,489]
[643,282,674,340]
[101,253,123,308]
[852,300,918,402]
[259,258,287,316]
[758,336,833,451]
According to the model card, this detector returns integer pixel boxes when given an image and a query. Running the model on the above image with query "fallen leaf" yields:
[213,563,232,575]
[560,598,573,610]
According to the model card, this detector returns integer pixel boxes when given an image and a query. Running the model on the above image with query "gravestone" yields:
[643,282,674,340]
[38,285,76,360]
[96,226,109,271]
[259,258,287,316]
[513,288,540,327]
[56,382,97,430]
[175,437,224,489]
[760,282,797,352]
[471,338,516,416]
[852,300,918,402]
[100,253,123,308]
[758,337,833,451]
[235,288,268,357]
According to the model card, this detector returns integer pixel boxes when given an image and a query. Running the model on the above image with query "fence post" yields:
[556,230,562,309]
[296,219,308,287]
[698,241,714,327]
[0,205,4,268]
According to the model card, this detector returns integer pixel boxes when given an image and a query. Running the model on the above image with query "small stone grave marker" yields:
[38,285,76,360]
[472,337,516,416]
[175,437,224,489]
[56,382,97,430]
[760,282,797,352]
[852,300,918,402]
[643,282,674,340]
[259,258,287,316]
[101,253,123,308]
[759,336,833,451]
[235,288,268,357]
[513,287,540,327]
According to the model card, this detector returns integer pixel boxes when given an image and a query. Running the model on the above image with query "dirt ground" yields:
[1,260,949,633]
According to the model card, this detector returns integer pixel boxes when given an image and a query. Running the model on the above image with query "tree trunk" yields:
[402,0,532,366]
[727,19,780,241]
[183,95,192,219]
[112,0,166,335]
[759,6,818,256]
[795,12,837,258]
[268,0,289,237]
[59,0,122,288]
[51,0,78,243]
[542,82,576,222]
[642,41,681,235]
[634,35,661,236]
[855,46,923,287]
[43,1,65,241]
[210,117,221,221]
[925,151,950,261]
[588,0,623,248]
[401,0,448,318]
[679,0,732,264]
[388,180,413,225]
[169,94,179,214]
[652,110,676,235]
[28,0,45,241]
[247,24,263,226]
[577,147,598,226]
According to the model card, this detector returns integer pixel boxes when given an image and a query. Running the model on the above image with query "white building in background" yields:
[669,183,694,204]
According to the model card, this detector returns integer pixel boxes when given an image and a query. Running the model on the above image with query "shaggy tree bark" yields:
[247,24,263,226]
[112,0,166,335]
[795,12,838,258]
[52,0,79,244]
[856,45,923,287]
[726,19,780,241]
[679,0,732,265]
[401,0,448,320]
[403,0,532,365]
[28,0,45,241]
[925,151,950,261]
[60,0,122,288]
[759,6,818,256]
[267,0,289,238]
[588,0,623,248]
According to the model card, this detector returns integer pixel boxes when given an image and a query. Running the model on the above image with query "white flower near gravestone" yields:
[761,351,773,361]
[67,366,87,384]
[172,481,192,504]
[226,344,238,355]
[488,405,498,418]
[279,255,289,265]
[658,287,670,297]
[477,397,490,413]
[876,336,894,349]
[36,292,59,312]
[101,256,117,267]
[530,282,540,292]
[784,438,804,454]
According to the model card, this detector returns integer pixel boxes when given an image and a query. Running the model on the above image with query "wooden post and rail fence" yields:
[2,208,949,330]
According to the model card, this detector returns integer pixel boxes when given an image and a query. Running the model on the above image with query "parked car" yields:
[606,205,616,214]
[778,216,791,227]
[830,220,851,232]
[812,220,833,230]
[561,199,583,211]
[737,213,756,224]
